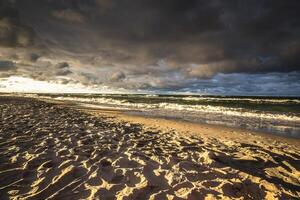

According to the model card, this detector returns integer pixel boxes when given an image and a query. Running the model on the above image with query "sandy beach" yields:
[0,96,299,200]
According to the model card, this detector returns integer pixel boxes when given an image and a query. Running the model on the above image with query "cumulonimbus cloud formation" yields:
[0,0,299,94]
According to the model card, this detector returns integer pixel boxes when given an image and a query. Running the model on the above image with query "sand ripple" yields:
[0,96,300,199]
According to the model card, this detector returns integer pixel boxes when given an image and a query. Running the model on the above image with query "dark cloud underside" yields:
[0,0,299,94]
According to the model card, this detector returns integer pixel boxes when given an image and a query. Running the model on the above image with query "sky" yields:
[0,0,299,95]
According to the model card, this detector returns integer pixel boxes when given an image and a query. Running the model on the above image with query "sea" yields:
[16,93,300,138]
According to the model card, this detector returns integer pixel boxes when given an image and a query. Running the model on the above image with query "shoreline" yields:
[73,106,300,147]
[40,96,300,142]
[2,93,300,140]
[2,94,299,140]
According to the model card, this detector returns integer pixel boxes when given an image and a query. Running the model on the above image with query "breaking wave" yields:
[17,93,300,138]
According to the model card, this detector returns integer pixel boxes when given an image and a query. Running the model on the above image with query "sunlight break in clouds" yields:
[0,76,114,93]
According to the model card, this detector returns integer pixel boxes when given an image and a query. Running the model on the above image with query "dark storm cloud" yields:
[14,0,300,72]
[0,60,15,71]
[55,68,72,76]
[0,59,73,82]
[0,0,299,93]
[53,62,72,76]
[110,71,125,82]
[0,0,35,47]
[52,9,86,23]
[23,53,40,62]
[177,72,300,96]
[55,62,69,69]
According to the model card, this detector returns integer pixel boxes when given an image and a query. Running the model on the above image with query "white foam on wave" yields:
[39,96,300,123]
[182,96,300,104]
[156,102,300,122]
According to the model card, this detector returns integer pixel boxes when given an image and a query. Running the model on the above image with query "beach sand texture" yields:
[0,96,300,200]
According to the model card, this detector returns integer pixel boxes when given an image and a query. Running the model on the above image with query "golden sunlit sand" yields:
[0,96,299,199]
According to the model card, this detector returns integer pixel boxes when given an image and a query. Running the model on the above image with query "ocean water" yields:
[29,93,300,138]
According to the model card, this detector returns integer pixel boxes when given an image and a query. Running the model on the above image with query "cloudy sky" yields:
[0,0,299,95]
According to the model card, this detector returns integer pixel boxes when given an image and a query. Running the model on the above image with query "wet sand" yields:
[0,96,299,199]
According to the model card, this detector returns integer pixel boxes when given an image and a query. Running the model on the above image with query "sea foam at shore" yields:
[18,93,300,138]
